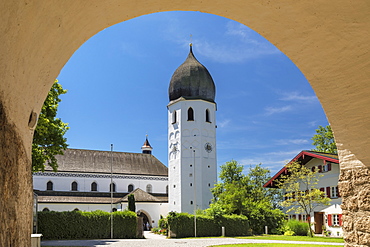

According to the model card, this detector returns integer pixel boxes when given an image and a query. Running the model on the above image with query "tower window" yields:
[206,109,211,123]
[146,184,152,193]
[46,181,53,191]
[190,164,193,167]
[173,185,176,188]
[71,181,78,191]
[187,107,194,121]
[128,184,134,192]
[190,183,193,187]
[208,183,211,187]
[190,201,193,205]
[172,110,177,124]
[189,173,193,177]
[91,182,98,191]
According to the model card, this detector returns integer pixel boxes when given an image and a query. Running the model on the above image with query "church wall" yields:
[33,172,168,194]
[38,203,115,213]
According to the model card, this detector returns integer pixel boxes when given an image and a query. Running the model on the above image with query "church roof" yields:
[121,188,163,202]
[46,148,168,176]
[168,45,215,103]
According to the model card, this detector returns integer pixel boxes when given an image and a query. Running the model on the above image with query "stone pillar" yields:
[0,102,33,247]
[339,151,370,247]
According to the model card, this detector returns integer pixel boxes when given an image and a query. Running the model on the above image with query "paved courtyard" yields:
[41,231,344,247]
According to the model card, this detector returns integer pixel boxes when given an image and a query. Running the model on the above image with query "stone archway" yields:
[0,1,369,246]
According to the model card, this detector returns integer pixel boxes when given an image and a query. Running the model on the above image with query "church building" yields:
[33,44,218,226]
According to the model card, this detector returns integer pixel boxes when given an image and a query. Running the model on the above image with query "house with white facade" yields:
[264,150,342,237]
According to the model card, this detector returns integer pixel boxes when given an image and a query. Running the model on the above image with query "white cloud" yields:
[275,139,309,145]
[218,119,231,128]
[264,105,292,116]
[279,91,317,103]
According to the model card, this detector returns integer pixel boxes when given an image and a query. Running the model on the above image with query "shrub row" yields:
[167,212,250,238]
[38,210,137,240]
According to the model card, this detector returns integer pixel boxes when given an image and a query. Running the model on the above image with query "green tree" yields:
[311,125,337,154]
[209,160,285,234]
[128,194,136,212]
[32,79,69,172]
[276,161,331,237]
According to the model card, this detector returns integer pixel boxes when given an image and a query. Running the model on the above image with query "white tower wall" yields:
[168,99,217,213]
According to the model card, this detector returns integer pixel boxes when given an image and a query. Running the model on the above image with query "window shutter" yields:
[339,214,343,226]
[326,187,331,198]
[328,214,332,226]
[328,163,332,171]
[318,165,322,173]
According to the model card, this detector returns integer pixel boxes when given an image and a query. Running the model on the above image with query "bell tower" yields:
[168,44,217,213]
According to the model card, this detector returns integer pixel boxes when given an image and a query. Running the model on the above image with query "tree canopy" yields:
[32,80,69,172]
[311,125,337,154]
[276,161,331,236]
[208,160,285,234]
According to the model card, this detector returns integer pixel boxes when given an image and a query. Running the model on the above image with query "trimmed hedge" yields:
[38,210,137,240]
[285,219,310,236]
[167,212,250,238]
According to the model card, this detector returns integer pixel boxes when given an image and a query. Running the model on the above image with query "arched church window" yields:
[46,181,53,191]
[172,110,177,124]
[146,184,152,193]
[128,184,134,192]
[91,182,98,191]
[42,208,50,212]
[110,183,116,192]
[71,181,78,191]
[73,208,79,211]
[187,107,194,121]
[205,109,211,123]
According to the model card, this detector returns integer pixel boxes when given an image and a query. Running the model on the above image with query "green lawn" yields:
[212,244,343,247]
[238,235,344,243]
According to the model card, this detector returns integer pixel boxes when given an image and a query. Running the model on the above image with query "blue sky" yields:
[57,11,329,175]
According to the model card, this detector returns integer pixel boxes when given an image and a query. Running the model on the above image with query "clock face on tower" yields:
[204,142,213,153]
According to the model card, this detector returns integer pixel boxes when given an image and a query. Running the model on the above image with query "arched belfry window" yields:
[71,181,78,191]
[128,184,134,192]
[172,110,177,124]
[206,109,211,123]
[146,184,152,193]
[91,182,98,191]
[110,183,116,192]
[187,107,194,121]
[46,181,53,191]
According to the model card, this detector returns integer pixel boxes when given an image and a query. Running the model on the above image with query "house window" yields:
[187,107,194,121]
[172,110,177,124]
[205,109,211,122]
[110,183,116,192]
[128,184,134,192]
[328,214,342,226]
[146,184,152,193]
[71,181,78,191]
[91,182,98,191]
[166,185,168,194]
[331,186,339,198]
[46,181,53,191]
[302,215,307,222]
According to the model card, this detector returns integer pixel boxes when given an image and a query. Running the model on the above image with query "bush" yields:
[285,220,309,236]
[38,210,137,240]
[167,212,250,238]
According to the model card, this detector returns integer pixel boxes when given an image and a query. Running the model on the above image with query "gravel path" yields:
[41,232,344,247]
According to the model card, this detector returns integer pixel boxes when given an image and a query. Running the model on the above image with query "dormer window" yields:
[187,107,194,121]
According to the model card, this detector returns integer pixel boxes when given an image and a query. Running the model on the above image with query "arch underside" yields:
[0,1,369,246]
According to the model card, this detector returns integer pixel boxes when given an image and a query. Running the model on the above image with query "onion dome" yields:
[169,44,215,103]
